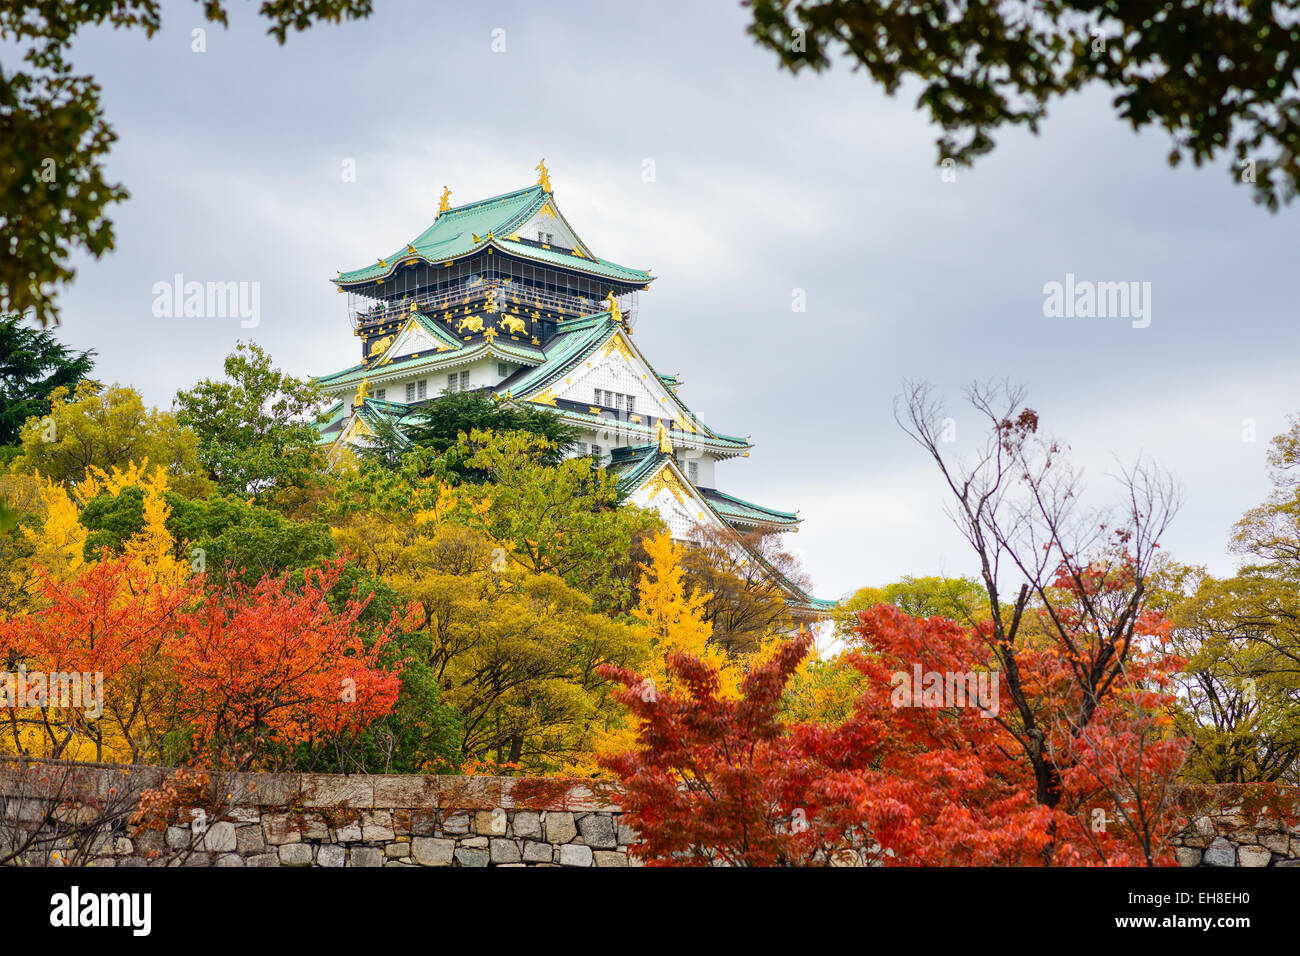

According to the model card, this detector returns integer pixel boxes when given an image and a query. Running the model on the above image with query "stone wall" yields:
[1168,787,1300,868]
[3,759,1298,866]
[0,759,634,867]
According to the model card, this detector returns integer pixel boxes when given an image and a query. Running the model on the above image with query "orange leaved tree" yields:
[169,557,408,770]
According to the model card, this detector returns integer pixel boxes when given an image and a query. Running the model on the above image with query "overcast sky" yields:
[48,0,1300,602]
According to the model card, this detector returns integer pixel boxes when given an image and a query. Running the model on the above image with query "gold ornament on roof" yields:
[536,159,552,192]
[657,421,673,455]
[355,377,370,405]
[603,291,622,325]
[438,187,452,213]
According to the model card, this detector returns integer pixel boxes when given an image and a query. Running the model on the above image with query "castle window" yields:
[590,443,602,462]
[626,395,635,414]
[417,379,427,400]
[688,461,699,483]
[446,374,458,394]
[498,362,509,377]
[406,382,416,402]
[375,388,386,400]
[460,370,470,391]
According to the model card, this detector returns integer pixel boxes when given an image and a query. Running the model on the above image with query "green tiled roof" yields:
[497,310,749,451]
[334,185,651,285]
[700,488,800,528]
[315,335,545,392]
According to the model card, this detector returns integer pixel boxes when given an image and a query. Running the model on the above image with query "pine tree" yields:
[0,313,96,448]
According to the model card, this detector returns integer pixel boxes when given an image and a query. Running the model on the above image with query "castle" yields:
[314,162,828,615]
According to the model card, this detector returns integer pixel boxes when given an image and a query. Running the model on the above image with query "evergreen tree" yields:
[0,312,96,447]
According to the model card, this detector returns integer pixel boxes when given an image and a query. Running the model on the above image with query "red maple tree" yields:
[600,567,1187,866]
[169,557,409,770]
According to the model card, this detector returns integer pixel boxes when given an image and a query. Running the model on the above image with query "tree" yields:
[169,557,406,771]
[1170,571,1300,783]
[0,313,95,447]
[10,382,211,497]
[456,429,662,613]
[1,0,376,327]
[406,390,583,475]
[579,532,741,773]
[601,595,1188,867]
[893,380,1183,852]
[79,485,336,589]
[747,0,1300,209]
[354,408,410,472]
[837,574,988,637]
[0,555,192,763]
[363,522,645,772]
[681,524,811,652]
[598,635,877,866]
[1163,415,1300,784]
[174,341,327,500]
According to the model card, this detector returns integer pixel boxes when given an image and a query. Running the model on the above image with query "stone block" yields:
[301,773,374,809]
[1174,847,1202,867]
[442,810,470,835]
[545,812,577,844]
[1204,837,1237,867]
[200,821,237,853]
[490,839,521,864]
[278,844,313,867]
[317,844,346,867]
[593,850,628,867]
[372,775,439,809]
[455,846,490,867]
[476,809,508,836]
[1260,832,1290,855]
[362,811,395,842]
[578,813,617,849]
[261,813,302,846]
[513,811,542,840]
[1239,845,1272,867]
[227,772,300,807]
[335,820,363,842]
[236,824,266,855]
[411,837,455,867]
[522,842,553,864]
[558,844,593,867]
[350,847,385,868]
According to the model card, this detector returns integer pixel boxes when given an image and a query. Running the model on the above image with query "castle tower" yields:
[314,163,829,615]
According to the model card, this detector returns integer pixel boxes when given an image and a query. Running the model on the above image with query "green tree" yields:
[10,381,211,497]
[837,574,988,636]
[1,0,376,326]
[747,0,1300,209]
[78,486,336,589]
[1171,570,1300,784]
[406,390,583,476]
[0,313,96,447]
[174,341,327,500]
[457,429,662,613]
